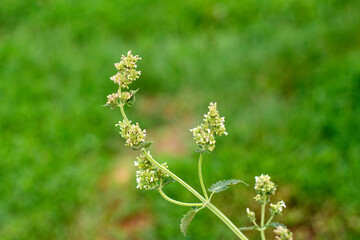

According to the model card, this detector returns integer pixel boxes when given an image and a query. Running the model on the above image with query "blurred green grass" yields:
[1,0,360,239]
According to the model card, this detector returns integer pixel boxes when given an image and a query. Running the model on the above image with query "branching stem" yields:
[118,100,249,240]
[158,188,203,207]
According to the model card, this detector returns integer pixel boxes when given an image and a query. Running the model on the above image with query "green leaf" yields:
[208,179,248,193]
[125,89,139,107]
[142,141,153,148]
[131,141,153,150]
[131,145,141,150]
[180,208,197,236]
[266,222,286,228]
[238,226,258,231]
[195,148,209,153]
[161,178,175,187]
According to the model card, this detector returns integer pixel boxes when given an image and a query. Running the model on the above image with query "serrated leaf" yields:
[180,208,197,236]
[238,226,258,231]
[208,179,248,193]
[266,222,286,228]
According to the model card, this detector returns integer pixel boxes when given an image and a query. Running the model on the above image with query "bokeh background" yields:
[1,0,360,239]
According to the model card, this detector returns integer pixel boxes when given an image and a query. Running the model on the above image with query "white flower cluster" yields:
[190,102,228,151]
[134,153,170,190]
[106,51,174,190]
[105,92,120,108]
[203,102,227,136]
[116,120,147,147]
[246,175,292,238]
[190,126,216,151]
[110,50,141,89]
[270,201,286,216]
[254,174,277,203]
[105,50,141,108]
[246,208,256,222]
[274,226,293,240]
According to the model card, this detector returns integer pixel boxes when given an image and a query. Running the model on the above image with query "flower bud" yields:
[246,208,256,222]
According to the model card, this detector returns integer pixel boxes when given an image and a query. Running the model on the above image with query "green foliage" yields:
[180,208,197,237]
[208,179,247,193]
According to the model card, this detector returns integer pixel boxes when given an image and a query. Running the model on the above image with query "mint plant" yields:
[104,51,293,240]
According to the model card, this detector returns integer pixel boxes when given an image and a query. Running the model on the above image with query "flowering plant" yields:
[104,51,293,240]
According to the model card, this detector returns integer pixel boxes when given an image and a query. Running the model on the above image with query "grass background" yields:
[1,0,360,239]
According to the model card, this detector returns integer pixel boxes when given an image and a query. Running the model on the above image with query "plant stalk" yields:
[265,216,274,226]
[260,198,266,240]
[206,202,249,240]
[158,188,203,207]
[117,88,130,124]
[141,149,206,201]
[198,152,209,200]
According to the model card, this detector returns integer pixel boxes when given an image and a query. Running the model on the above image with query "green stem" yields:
[252,220,260,230]
[198,152,208,200]
[142,149,205,201]
[206,202,249,240]
[260,197,266,240]
[158,188,203,207]
[265,215,274,226]
[118,88,130,124]
[209,192,215,201]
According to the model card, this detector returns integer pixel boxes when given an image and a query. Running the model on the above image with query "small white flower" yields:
[270,201,286,215]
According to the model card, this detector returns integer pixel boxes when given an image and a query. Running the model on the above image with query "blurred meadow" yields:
[1,0,360,239]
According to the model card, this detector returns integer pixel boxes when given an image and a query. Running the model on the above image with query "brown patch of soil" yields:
[119,212,153,234]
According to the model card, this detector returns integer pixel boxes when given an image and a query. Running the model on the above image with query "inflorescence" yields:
[105,50,171,191]
[245,174,293,239]
[254,174,276,204]
[134,153,170,190]
[190,102,228,152]
[105,50,294,239]
[274,226,293,240]
[116,120,147,147]
[110,51,141,88]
